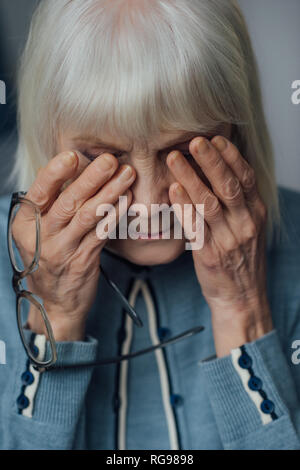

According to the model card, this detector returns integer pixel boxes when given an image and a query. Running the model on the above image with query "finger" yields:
[75,189,133,253]
[46,153,120,233]
[210,136,260,208]
[167,153,238,251]
[59,150,92,192]
[188,136,257,241]
[24,151,79,213]
[61,164,136,244]
[169,182,210,249]
[210,135,267,230]
[167,150,224,227]
[42,150,91,214]
[189,137,246,214]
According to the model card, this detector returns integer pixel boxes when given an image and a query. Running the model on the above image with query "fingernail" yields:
[168,151,182,168]
[196,138,209,154]
[62,151,77,167]
[119,165,133,182]
[175,183,184,196]
[100,154,114,171]
[213,136,227,152]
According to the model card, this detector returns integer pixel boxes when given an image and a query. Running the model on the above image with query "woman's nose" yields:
[129,158,171,209]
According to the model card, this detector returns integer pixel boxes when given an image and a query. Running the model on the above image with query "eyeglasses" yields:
[7,191,57,369]
[7,191,206,372]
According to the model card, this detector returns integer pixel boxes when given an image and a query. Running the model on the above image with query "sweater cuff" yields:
[199,329,298,445]
[14,334,99,426]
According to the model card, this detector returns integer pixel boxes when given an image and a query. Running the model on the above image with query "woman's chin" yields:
[106,238,186,266]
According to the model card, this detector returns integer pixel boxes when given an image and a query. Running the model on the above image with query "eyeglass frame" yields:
[7,191,208,373]
[7,191,57,369]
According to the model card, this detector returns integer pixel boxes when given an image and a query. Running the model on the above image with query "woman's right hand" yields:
[11,150,136,341]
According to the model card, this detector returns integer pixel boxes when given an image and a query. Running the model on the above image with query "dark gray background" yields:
[0,0,299,195]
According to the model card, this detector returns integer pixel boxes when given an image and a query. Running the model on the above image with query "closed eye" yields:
[83,148,200,163]
[83,150,194,162]
[83,151,123,162]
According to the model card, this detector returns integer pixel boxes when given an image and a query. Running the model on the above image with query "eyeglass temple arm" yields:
[42,325,205,370]
[100,265,143,328]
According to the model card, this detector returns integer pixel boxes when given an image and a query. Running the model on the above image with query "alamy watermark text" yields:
[0,340,6,365]
[0,80,6,105]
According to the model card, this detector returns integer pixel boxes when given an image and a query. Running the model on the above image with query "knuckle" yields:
[100,185,115,202]
[202,254,220,272]
[190,177,203,195]
[70,254,86,273]
[13,229,35,259]
[225,237,240,253]
[85,231,101,250]
[242,167,256,189]
[203,194,221,219]
[242,220,258,241]
[82,172,99,191]
[46,252,61,271]
[31,179,49,206]
[56,193,76,216]
[230,148,240,165]
[258,201,268,221]
[76,207,95,229]
[221,176,242,201]
[214,155,226,171]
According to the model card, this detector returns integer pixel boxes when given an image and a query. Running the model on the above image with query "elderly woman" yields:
[0,0,300,451]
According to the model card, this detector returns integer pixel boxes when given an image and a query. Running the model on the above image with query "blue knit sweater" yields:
[0,185,300,450]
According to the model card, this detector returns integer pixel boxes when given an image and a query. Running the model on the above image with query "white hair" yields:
[8,0,281,243]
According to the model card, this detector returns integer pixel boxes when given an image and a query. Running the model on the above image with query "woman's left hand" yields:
[167,135,273,357]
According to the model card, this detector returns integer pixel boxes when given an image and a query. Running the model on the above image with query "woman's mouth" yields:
[137,227,174,241]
